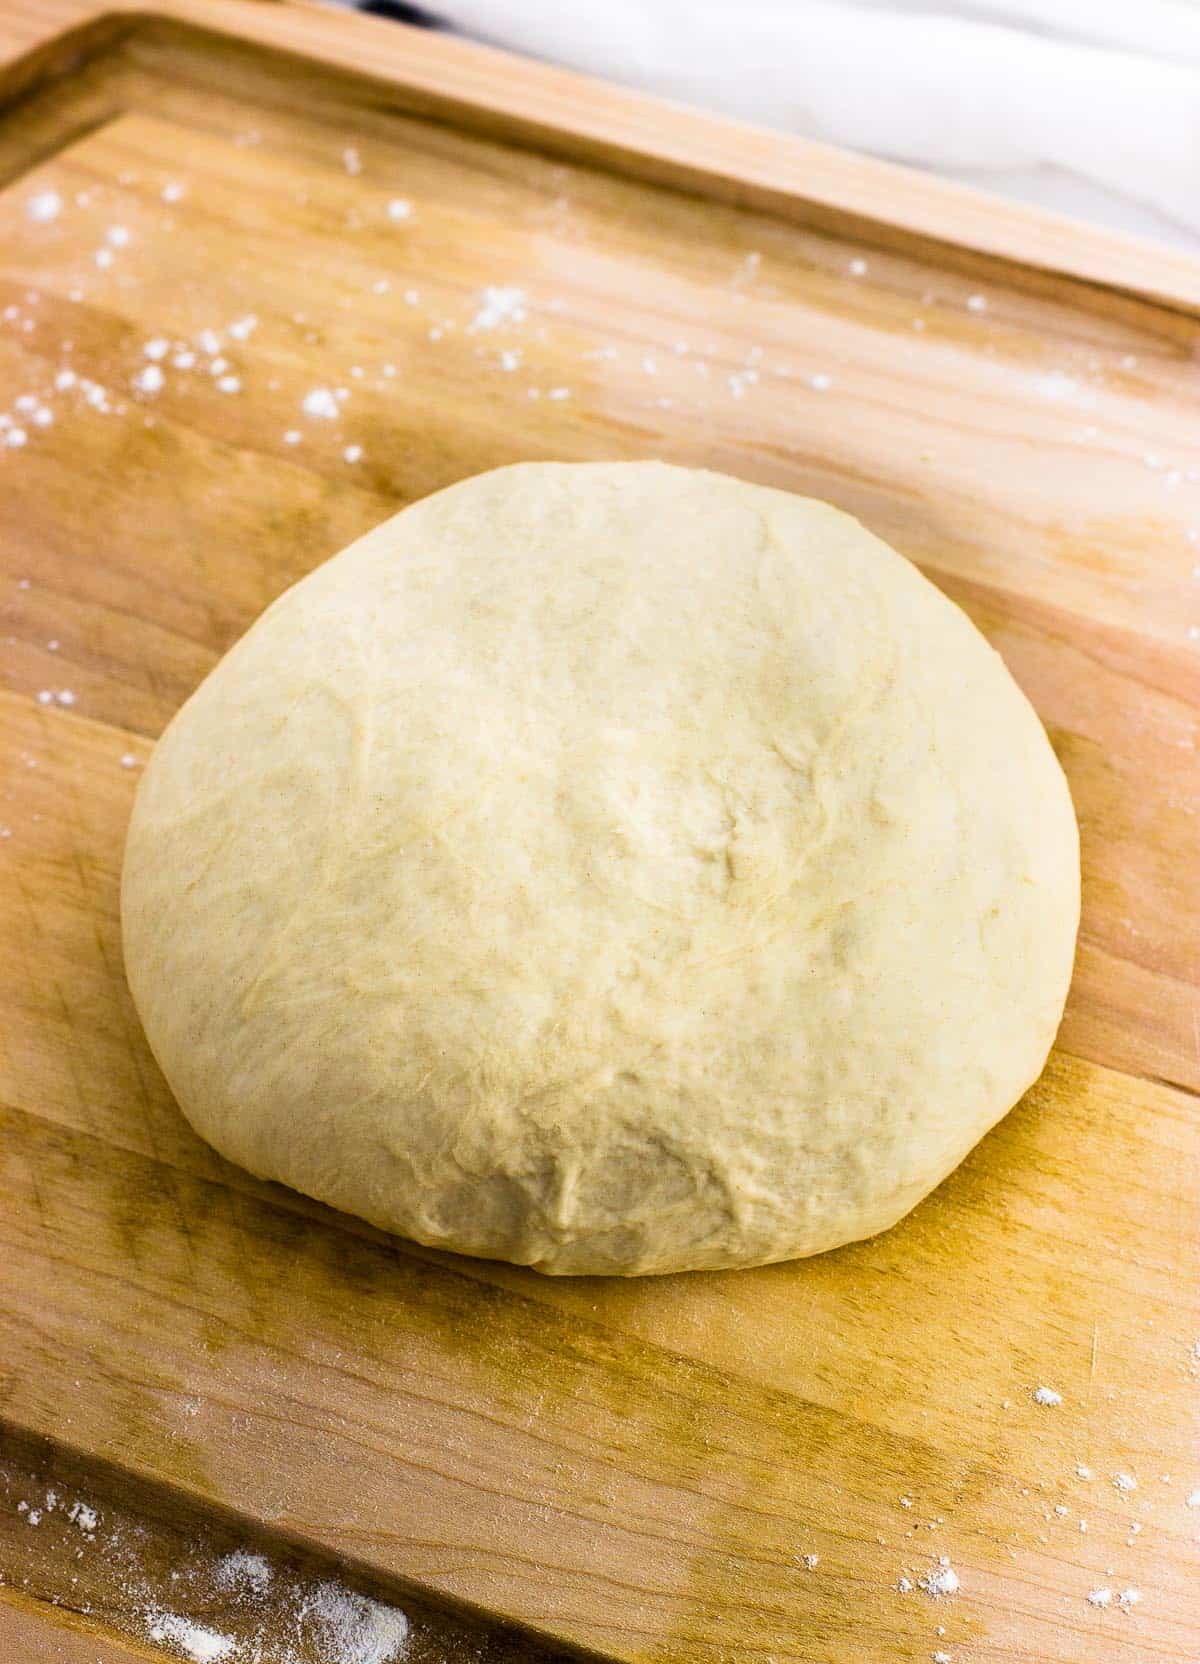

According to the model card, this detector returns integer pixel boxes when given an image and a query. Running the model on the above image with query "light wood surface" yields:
[4,0,1200,313]
[0,1594,160,1663]
[0,1424,570,1663]
[0,7,1197,1663]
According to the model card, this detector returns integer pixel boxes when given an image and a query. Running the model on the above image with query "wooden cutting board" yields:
[1,5,1198,1661]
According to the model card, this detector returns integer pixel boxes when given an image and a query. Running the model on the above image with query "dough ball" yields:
[122,462,1079,1275]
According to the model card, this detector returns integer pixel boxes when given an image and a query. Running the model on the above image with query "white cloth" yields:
[400,0,1200,250]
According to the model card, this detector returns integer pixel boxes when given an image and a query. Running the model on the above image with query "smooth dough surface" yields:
[122,461,1079,1275]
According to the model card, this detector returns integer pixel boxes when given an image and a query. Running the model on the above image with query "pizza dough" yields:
[122,461,1079,1275]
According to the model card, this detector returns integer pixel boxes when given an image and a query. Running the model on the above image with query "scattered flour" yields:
[1087,1588,1111,1609]
[27,190,63,223]
[919,1559,960,1598]
[469,286,527,331]
[302,388,339,420]
[146,1613,234,1662]
[6,1450,413,1664]
[1112,1473,1138,1493]
[67,1499,98,1532]
[213,1549,272,1598]
[1033,1386,1062,1406]
[303,1582,409,1664]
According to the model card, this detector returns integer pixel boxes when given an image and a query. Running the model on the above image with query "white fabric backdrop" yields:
[333,0,1200,252]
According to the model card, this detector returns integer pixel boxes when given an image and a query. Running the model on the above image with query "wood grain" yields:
[1,79,1196,1088]
[2,0,1200,310]
[0,7,1197,1663]
[0,1424,576,1663]
[1,1594,161,1663]
[4,1037,1198,1663]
